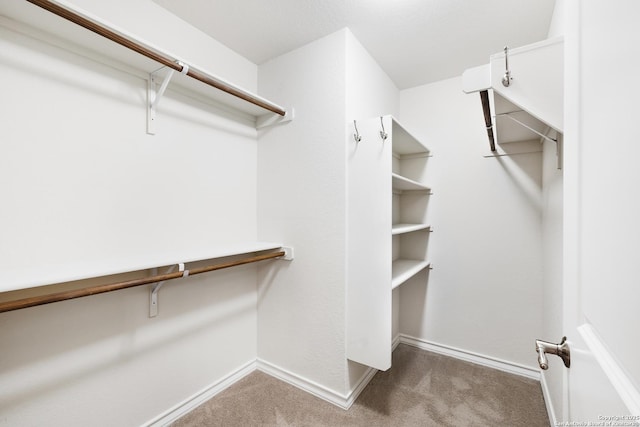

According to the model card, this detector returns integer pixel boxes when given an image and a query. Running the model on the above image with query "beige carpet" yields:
[171,344,549,426]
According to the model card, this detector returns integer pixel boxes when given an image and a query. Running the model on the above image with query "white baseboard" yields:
[346,366,378,409]
[257,358,376,410]
[540,371,558,427]
[392,333,401,351]
[257,358,349,408]
[399,334,540,380]
[143,359,256,427]
[146,337,545,425]
[145,356,378,425]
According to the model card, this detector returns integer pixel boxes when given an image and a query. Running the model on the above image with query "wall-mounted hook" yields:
[379,116,388,141]
[353,120,362,143]
[502,46,512,87]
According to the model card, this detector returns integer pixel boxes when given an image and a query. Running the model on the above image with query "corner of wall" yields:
[547,0,566,38]
[256,28,349,396]
[344,27,399,119]
[397,76,544,370]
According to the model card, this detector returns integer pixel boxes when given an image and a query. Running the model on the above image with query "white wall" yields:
[257,29,349,396]
[0,0,261,291]
[257,28,400,400]
[398,76,544,369]
[0,1,262,425]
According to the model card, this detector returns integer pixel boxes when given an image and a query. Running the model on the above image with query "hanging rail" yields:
[0,250,286,314]
[495,112,558,143]
[25,0,287,117]
[480,90,496,151]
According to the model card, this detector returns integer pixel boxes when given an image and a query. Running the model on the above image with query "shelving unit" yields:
[347,115,431,371]
[391,117,431,293]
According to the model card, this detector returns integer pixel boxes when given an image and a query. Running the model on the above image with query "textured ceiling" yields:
[153,0,556,89]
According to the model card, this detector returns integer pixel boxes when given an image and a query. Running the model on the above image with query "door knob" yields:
[535,336,570,370]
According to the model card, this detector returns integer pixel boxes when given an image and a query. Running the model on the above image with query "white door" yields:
[562,0,640,422]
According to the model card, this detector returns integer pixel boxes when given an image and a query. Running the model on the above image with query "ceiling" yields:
[153,0,556,89]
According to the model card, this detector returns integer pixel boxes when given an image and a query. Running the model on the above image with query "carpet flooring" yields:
[171,344,549,426]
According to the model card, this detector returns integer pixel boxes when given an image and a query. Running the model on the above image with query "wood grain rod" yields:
[480,90,496,152]
[25,0,287,117]
[0,251,285,314]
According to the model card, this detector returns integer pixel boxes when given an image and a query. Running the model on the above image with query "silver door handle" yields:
[535,336,570,369]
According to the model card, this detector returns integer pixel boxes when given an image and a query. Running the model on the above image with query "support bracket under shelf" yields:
[495,111,563,169]
[147,63,189,135]
[148,247,294,318]
[149,263,184,318]
[146,64,294,133]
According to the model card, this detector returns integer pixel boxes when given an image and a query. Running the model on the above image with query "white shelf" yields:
[391,118,430,155]
[392,259,431,289]
[0,3,286,122]
[1,241,285,294]
[392,173,431,192]
[347,115,432,371]
[392,223,431,235]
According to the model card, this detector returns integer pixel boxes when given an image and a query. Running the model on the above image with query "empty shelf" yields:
[392,223,431,235]
[392,259,431,289]
[392,173,431,192]
[391,118,430,155]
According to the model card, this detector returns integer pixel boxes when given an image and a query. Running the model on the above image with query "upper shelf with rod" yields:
[462,36,563,159]
[0,244,294,315]
[3,0,293,130]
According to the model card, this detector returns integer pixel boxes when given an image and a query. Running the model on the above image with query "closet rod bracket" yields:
[148,248,293,318]
[149,263,186,317]
[280,246,295,261]
[256,108,295,129]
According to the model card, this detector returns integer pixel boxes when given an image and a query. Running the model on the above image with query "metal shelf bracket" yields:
[496,112,563,169]
[149,263,187,317]
[147,62,189,135]
[148,248,292,318]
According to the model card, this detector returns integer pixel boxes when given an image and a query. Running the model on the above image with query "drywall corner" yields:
[257,29,349,396]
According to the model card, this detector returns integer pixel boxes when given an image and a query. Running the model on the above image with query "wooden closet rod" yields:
[0,250,285,314]
[480,90,496,152]
[25,0,287,117]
